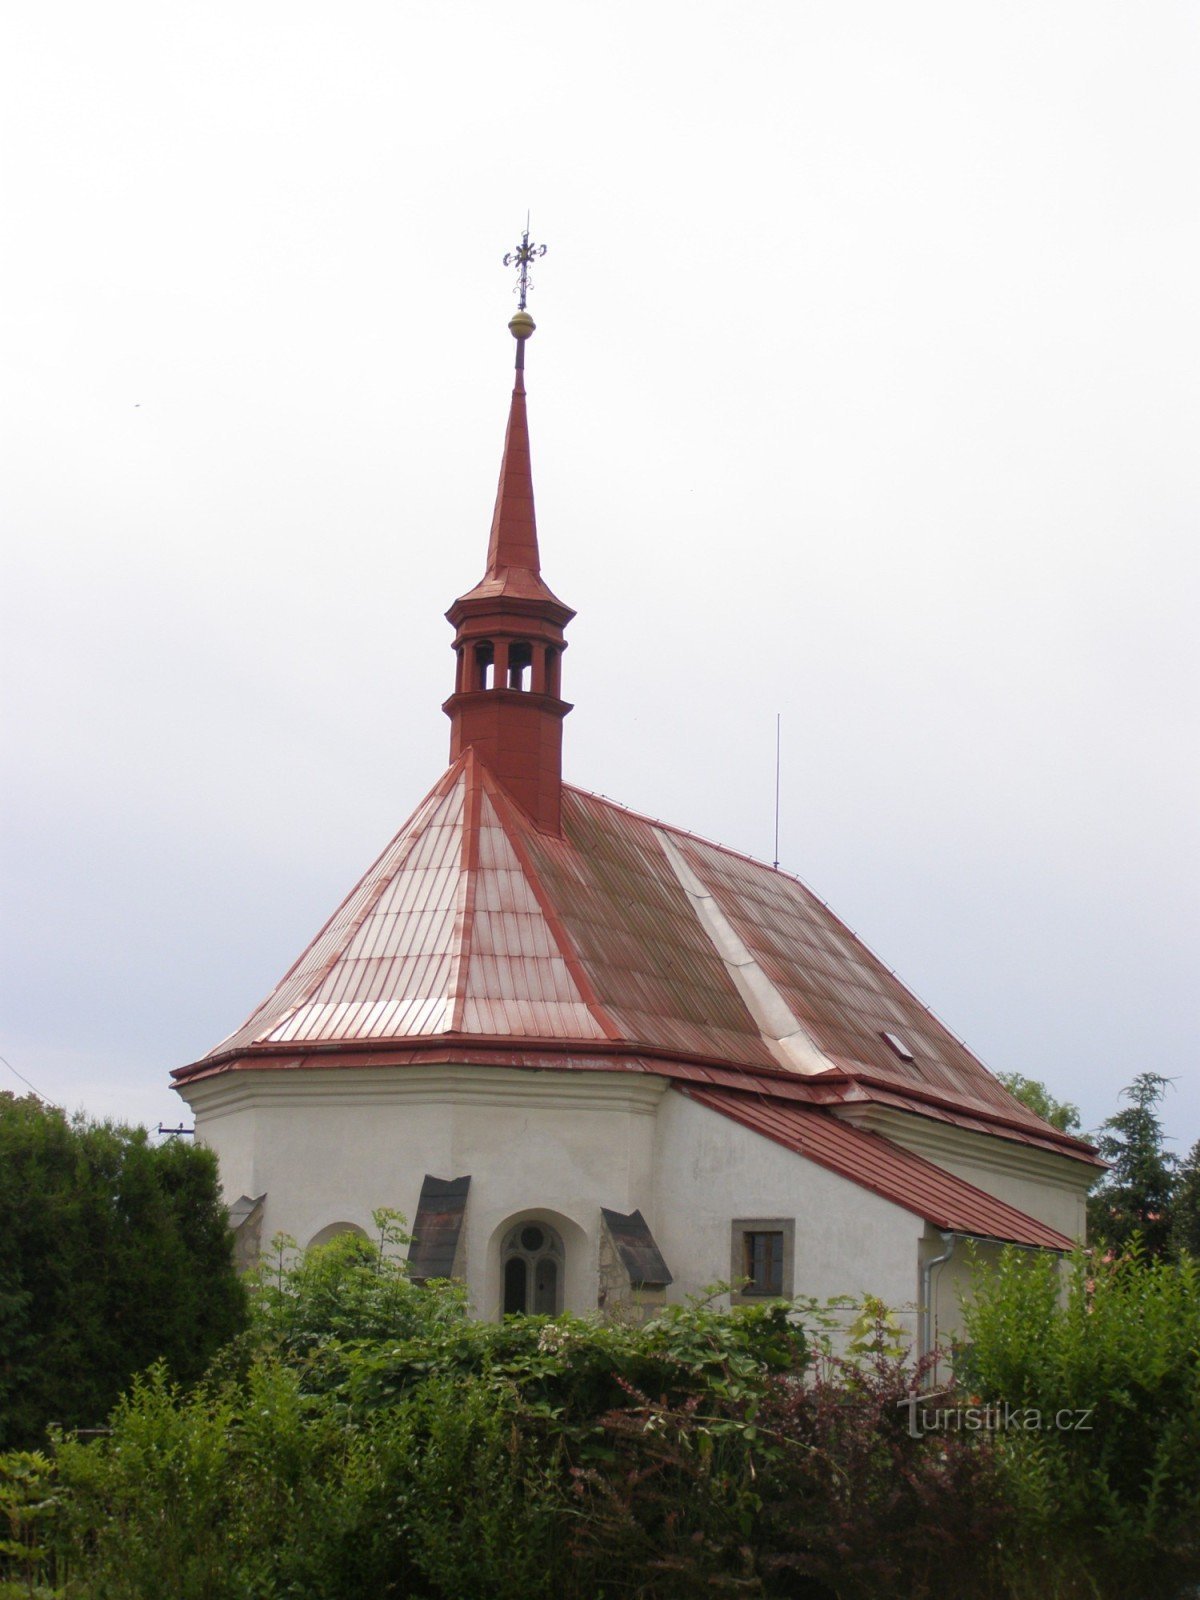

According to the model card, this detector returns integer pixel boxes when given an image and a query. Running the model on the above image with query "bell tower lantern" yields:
[442,230,574,834]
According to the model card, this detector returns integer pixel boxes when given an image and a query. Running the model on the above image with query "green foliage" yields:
[17,1237,808,1600]
[14,1211,1200,1600]
[844,1293,909,1361]
[1088,1073,1178,1256]
[377,1377,566,1600]
[960,1243,1200,1597]
[571,1309,1014,1599]
[996,1071,1082,1134]
[33,1295,805,1599]
[0,1450,59,1598]
[340,1293,806,1437]
[1171,1138,1200,1259]
[0,1093,247,1450]
[245,1210,467,1371]
[50,1362,400,1600]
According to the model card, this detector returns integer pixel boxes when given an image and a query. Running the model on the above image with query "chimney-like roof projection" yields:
[175,239,1099,1234]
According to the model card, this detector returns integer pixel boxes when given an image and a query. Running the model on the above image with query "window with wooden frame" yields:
[730,1218,795,1302]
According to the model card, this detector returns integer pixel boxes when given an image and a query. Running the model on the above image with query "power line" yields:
[0,1052,61,1107]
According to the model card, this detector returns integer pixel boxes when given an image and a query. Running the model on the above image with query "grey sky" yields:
[3,1,1197,1152]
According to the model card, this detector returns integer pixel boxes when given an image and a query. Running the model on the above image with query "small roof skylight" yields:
[881,1031,915,1062]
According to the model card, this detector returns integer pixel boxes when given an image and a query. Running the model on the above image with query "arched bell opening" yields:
[507,640,533,691]
[473,641,495,691]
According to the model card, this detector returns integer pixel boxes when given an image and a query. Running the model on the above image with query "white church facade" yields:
[174,273,1098,1352]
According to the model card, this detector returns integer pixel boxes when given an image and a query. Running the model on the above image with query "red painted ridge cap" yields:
[447,749,485,1035]
[479,763,625,1040]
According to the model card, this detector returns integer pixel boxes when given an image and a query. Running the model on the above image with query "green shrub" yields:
[245,1210,468,1368]
[960,1243,1200,1599]
[35,1252,808,1600]
[32,1223,1200,1600]
[340,1293,805,1436]
[375,1377,567,1600]
[569,1311,1014,1600]
[53,1362,403,1600]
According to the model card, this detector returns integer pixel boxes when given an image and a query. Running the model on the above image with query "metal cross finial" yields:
[503,219,547,311]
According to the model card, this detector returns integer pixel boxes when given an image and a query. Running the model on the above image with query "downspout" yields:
[921,1231,958,1364]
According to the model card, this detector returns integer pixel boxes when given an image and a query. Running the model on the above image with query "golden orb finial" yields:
[509,309,536,341]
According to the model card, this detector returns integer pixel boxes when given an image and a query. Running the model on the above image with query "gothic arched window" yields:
[501,1220,564,1316]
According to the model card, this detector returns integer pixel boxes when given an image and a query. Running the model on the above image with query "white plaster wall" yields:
[180,1066,663,1317]
[953,1158,1086,1241]
[193,1096,259,1206]
[653,1092,923,1340]
[183,1066,954,1342]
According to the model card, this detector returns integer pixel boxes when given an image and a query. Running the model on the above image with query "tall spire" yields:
[482,359,541,587]
[442,228,574,835]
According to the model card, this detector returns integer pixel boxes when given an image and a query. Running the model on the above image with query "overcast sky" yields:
[3,1,1197,1155]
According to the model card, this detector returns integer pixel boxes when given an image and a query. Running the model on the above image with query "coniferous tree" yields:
[1172,1138,1200,1260]
[0,1092,246,1448]
[1087,1073,1177,1257]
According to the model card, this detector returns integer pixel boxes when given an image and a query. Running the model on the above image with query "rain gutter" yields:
[920,1230,958,1361]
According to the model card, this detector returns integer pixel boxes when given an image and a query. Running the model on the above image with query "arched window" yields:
[307,1221,370,1250]
[501,1220,564,1316]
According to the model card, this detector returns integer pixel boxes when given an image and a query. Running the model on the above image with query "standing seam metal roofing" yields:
[181,754,1094,1169]
[683,1087,1075,1251]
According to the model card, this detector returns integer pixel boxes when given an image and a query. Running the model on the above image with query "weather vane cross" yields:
[503,218,547,311]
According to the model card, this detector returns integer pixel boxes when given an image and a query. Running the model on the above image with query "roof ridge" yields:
[480,766,625,1043]
[447,749,484,1035]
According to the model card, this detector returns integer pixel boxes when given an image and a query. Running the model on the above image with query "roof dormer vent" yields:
[881,1031,915,1062]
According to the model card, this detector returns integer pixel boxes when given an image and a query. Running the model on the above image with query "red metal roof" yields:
[177,753,1095,1170]
[682,1087,1075,1250]
[172,330,1096,1249]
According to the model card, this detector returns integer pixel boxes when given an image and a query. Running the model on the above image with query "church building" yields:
[173,254,1099,1349]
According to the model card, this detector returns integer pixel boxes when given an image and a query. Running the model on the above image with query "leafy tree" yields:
[1087,1073,1177,1256]
[995,1071,1082,1134]
[1172,1138,1200,1260]
[0,1092,247,1449]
